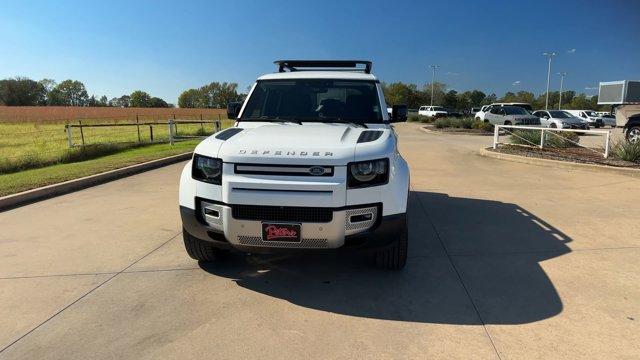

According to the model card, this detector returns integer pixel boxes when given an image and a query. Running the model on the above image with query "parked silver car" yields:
[484,106,541,126]
[533,110,589,130]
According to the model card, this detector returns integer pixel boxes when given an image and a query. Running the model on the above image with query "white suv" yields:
[418,106,448,118]
[179,60,411,270]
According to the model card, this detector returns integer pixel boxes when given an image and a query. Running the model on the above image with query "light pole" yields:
[543,52,557,110]
[429,65,440,106]
[557,72,567,109]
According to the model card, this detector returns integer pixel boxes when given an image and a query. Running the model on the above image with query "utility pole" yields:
[429,65,440,106]
[557,72,567,109]
[543,52,557,110]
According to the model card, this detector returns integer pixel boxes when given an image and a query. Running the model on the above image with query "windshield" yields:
[548,110,571,118]
[584,111,598,117]
[239,79,383,123]
[503,106,529,115]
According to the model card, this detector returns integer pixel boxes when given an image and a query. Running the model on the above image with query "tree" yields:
[149,96,170,108]
[178,82,242,108]
[442,90,458,109]
[0,77,47,105]
[129,90,151,107]
[99,95,108,106]
[178,88,207,108]
[48,80,89,106]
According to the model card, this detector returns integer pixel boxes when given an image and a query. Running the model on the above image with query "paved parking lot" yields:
[1,122,638,359]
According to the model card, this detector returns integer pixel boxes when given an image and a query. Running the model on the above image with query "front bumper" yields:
[180,201,404,254]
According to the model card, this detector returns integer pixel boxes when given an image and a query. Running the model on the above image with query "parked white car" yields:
[563,110,605,128]
[179,60,411,270]
[484,105,541,126]
[474,105,492,121]
[418,106,448,118]
[532,110,589,130]
[475,103,533,121]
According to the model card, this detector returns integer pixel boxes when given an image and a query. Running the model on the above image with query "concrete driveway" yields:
[1,122,638,359]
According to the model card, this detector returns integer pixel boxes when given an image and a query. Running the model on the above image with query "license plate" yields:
[261,223,301,242]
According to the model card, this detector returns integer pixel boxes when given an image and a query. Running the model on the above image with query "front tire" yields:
[374,217,408,270]
[183,228,223,262]
[626,125,640,143]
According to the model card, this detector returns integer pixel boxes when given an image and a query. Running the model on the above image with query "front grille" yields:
[238,236,328,248]
[231,205,333,223]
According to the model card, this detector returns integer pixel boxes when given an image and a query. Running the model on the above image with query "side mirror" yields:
[227,102,241,120]
[391,105,408,122]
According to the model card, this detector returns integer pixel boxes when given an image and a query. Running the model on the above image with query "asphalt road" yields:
[1,122,638,359]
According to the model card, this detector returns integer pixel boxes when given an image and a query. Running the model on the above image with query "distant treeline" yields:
[0,78,246,109]
[382,82,604,111]
[1,76,603,111]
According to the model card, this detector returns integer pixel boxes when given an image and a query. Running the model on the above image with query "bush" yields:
[432,117,492,131]
[433,117,454,128]
[612,140,640,163]
[510,129,579,148]
[408,114,434,123]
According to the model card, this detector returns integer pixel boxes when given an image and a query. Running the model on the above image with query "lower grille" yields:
[238,236,328,248]
[231,205,333,223]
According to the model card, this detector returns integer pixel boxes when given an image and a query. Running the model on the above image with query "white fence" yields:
[492,125,612,158]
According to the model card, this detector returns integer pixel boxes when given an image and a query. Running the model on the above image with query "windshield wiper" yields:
[320,118,368,128]
[240,116,302,125]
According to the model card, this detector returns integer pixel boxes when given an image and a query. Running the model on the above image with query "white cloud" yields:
[585,86,598,90]
[567,48,576,54]
[512,80,521,86]
[445,71,459,76]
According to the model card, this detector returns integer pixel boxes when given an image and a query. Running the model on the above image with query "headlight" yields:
[347,158,389,189]
[192,154,222,185]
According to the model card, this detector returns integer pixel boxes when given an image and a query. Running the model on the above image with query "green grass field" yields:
[0,119,234,196]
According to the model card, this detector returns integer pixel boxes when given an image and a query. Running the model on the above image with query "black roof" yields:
[274,60,372,74]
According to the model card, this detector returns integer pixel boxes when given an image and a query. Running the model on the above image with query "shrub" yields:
[434,117,454,128]
[510,129,579,148]
[612,140,640,163]
[408,114,434,123]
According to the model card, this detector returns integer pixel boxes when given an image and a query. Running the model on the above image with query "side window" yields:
[580,112,587,118]
[500,108,507,115]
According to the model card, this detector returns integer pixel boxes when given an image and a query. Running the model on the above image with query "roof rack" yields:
[274,60,372,74]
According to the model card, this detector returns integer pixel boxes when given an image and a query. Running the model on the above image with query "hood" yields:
[202,123,390,165]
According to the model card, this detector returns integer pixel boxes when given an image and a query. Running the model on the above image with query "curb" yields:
[418,126,493,136]
[479,148,640,178]
[0,152,193,212]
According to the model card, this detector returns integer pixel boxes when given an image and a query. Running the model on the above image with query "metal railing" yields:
[492,125,612,158]
[64,119,222,148]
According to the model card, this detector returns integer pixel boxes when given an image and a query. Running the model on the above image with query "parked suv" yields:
[484,105,540,126]
[418,106,448,118]
[179,60,411,270]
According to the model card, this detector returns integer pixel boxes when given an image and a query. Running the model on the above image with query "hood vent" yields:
[215,128,243,140]
[357,130,383,143]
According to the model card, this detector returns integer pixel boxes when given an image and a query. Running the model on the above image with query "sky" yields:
[1,0,639,104]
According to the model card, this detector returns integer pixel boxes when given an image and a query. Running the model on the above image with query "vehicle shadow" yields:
[199,191,571,325]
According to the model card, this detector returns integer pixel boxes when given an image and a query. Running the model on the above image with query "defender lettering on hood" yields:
[238,150,334,157]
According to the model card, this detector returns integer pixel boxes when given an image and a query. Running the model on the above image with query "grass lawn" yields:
[0,119,234,173]
[0,140,200,197]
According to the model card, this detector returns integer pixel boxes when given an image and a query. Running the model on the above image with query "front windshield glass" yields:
[548,110,571,118]
[240,79,383,123]
[503,106,529,115]
[585,111,597,117]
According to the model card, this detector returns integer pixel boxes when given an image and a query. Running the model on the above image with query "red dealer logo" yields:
[262,224,301,242]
